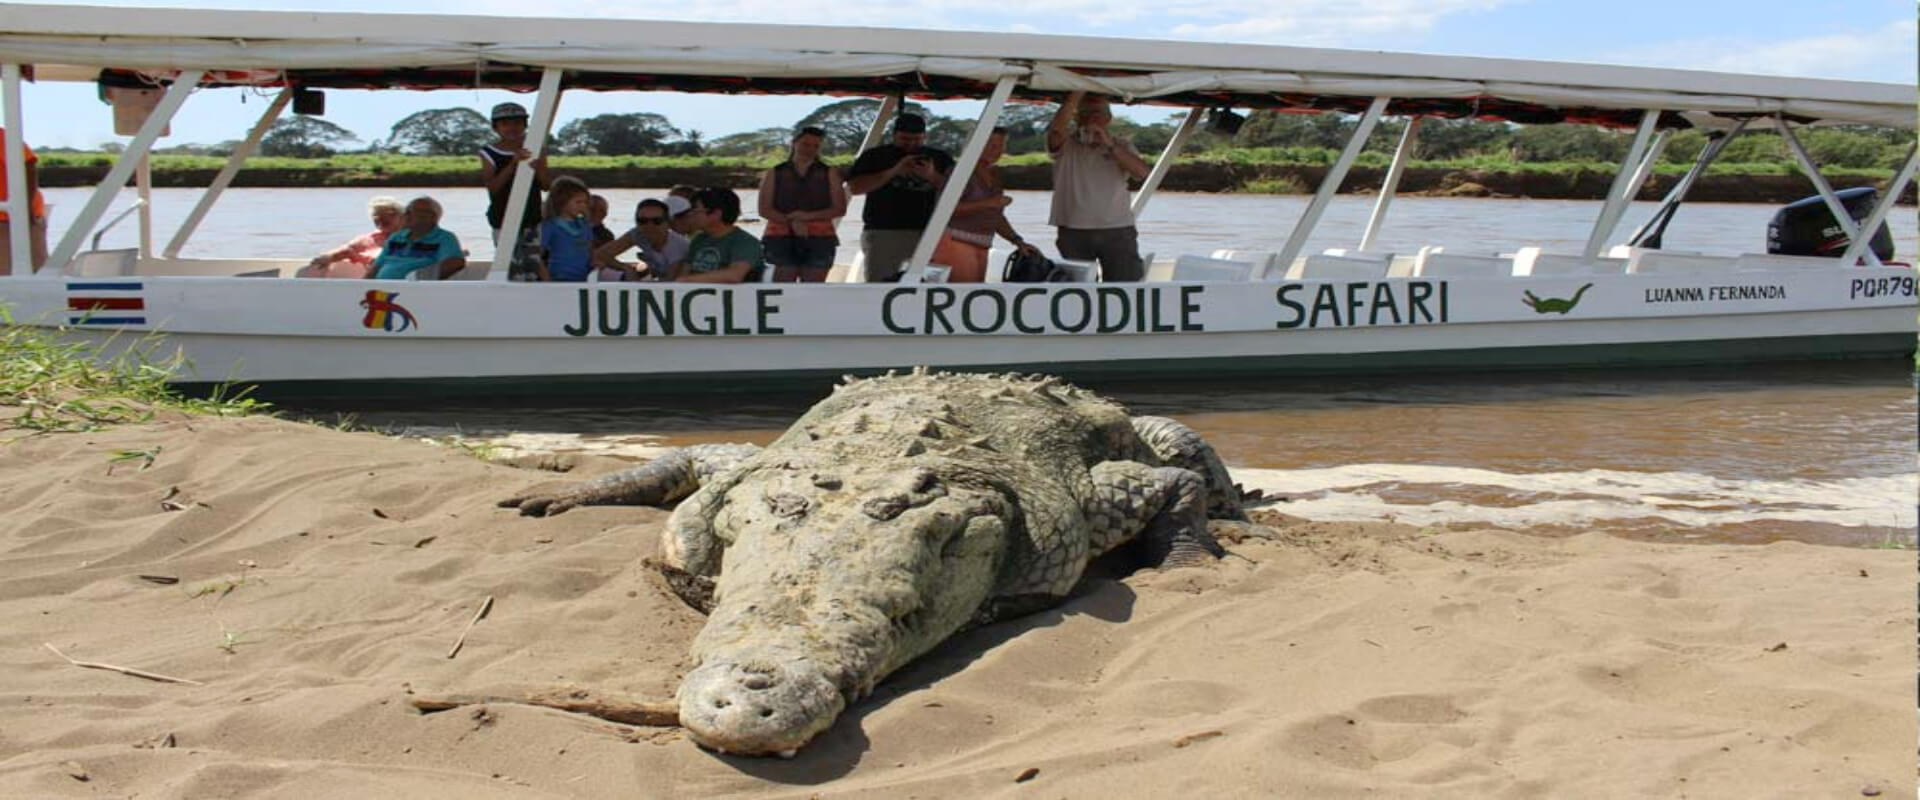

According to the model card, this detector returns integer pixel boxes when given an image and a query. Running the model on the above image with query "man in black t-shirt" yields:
[845,113,954,282]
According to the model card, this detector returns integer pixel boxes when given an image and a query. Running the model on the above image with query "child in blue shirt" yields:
[538,176,595,282]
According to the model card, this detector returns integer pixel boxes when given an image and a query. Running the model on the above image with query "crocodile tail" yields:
[1571,283,1593,302]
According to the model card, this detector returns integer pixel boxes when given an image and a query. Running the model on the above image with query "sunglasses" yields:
[636,216,668,224]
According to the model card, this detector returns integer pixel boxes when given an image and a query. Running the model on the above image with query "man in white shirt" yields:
[1046,91,1151,281]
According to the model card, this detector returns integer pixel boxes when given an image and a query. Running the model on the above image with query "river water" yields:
[41,187,1920,548]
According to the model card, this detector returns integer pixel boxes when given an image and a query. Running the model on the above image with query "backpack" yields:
[1002,249,1071,283]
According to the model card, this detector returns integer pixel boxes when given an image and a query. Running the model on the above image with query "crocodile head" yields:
[676,464,1010,756]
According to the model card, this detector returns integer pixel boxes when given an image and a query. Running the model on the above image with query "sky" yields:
[6,0,1915,150]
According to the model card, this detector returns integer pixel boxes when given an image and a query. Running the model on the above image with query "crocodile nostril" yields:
[758,707,774,718]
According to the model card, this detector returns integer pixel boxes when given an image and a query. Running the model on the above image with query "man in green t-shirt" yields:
[669,187,763,284]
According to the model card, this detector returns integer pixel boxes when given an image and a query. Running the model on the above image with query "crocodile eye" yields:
[911,469,938,493]
[862,495,909,521]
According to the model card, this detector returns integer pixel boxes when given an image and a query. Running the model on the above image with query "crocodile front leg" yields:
[1129,416,1248,521]
[1086,460,1225,569]
[499,443,761,517]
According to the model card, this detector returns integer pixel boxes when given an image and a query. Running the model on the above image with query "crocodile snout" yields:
[676,654,845,757]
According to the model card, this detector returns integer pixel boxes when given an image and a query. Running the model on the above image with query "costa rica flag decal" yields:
[66,281,146,325]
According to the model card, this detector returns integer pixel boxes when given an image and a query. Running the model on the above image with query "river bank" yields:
[39,161,1915,204]
[0,405,1911,798]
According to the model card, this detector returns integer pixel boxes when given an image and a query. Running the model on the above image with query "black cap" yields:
[893,113,927,134]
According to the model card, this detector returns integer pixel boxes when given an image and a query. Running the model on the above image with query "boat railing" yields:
[90,198,146,252]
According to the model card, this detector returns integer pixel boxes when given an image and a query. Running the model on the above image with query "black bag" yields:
[1003,249,1071,283]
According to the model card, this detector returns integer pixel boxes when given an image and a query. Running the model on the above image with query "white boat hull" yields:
[7,266,1913,397]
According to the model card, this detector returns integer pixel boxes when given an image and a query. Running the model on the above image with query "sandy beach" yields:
[0,411,1912,798]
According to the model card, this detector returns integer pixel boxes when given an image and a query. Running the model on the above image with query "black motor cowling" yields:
[1766,187,1893,261]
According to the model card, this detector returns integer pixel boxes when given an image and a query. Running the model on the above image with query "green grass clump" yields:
[0,308,269,435]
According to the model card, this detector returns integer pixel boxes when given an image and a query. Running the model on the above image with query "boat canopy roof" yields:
[0,3,1910,130]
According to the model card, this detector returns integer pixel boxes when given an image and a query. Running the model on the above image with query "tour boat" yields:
[0,3,1912,398]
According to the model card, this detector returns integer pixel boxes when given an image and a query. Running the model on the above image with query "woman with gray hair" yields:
[300,195,405,278]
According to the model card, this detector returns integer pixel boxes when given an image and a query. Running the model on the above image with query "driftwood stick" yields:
[446,595,494,659]
[43,643,204,686]
[410,689,679,727]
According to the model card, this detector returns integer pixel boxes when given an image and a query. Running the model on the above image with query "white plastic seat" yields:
[1626,250,1732,274]
[1171,254,1255,282]
[1512,247,1626,277]
[1414,252,1515,278]
[1052,259,1099,283]
[1209,249,1278,279]
[1287,253,1389,280]
[65,248,138,277]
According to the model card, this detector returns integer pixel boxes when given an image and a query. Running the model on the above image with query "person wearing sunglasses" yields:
[592,195,692,282]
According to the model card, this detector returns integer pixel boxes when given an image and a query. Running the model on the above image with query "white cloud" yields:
[1609,18,1916,83]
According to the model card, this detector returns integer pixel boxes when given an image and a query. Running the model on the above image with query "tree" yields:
[386,107,493,156]
[794,98,956,154]
[1510,124,1631,163]
[1408,118,1512,160]
[706,127,791,157]
[259,115,359,158]
[552,112,686,156]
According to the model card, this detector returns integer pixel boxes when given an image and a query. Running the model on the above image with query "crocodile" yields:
[500,369,1252,757]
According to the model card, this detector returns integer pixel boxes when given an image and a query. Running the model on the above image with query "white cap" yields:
[662,195,692,217]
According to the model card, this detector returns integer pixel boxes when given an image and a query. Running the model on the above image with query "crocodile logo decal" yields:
[1522,283,1593,315]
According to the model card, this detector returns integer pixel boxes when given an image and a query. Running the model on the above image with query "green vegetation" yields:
[0,308,268,435]
[47,101,1906,182]
[39,146,1899,182]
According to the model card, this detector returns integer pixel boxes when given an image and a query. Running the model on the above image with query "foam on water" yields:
[1234,464,1917,530]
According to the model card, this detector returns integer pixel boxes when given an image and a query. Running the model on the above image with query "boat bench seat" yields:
[1286,252,1391,280]
[1171,254,1258,282]
[1626,250,1734,274]
[64,248,139,277]
[1512,247,1627,276]
[1414,252,1515,278]
[1209,250,1279,279]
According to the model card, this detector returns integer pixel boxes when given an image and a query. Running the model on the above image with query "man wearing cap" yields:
[478,101,552,255]
[845,113,954,282]
[1046,91,1151,281]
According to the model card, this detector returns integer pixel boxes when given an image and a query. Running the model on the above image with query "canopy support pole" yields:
[164,87,288,258]
[1276,95,1388,273]
[1625,117,1750,249]
[904,75,1016,277]
[47,69,202,276]
[1129,107,1203,221]
[856,95,900,160]
[1582,109,1660,258]
[1620,129,1670,209]
[489,67,563,279]
[1778,115,1883,267]
[135,155,153,259]
[1359,115,1421,253]
[1837,144,1917,267]
[3,63,29,275]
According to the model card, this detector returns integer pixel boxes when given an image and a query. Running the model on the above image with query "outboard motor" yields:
[1766,187,1893,261]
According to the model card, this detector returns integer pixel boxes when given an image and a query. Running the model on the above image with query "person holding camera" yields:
[1046,91,1151,282]
[845,113,953,282]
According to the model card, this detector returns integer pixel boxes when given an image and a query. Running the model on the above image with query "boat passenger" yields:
[592,196,690,281]
[297,195,403,279]
[668,187,763,284]
[929,127,1039,282]
[537,176,596,282]
[666,185,700,236]
[479,101,551,278]
[369,196,466,281]
[0,126,47,275]
[758,125,848,283]
[1047,91,1150,282]
[587,194,616,247]
[845,113,953,282]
